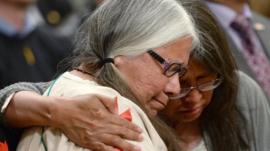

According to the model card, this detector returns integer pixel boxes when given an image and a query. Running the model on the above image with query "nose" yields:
[164,74,181,95]
[184,88,202,102]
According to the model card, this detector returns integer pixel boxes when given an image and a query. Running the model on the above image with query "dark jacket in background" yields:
[0,25,72,89]
[0,24,72,150]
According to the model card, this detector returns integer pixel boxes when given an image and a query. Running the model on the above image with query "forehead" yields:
[183,58,216,79]
[154,37,193,66]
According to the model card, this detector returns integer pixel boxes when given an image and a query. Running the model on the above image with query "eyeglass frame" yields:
[147,49,187,78]
[169,77,224,100]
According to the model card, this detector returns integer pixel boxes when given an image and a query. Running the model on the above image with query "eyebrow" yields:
[167,58,186,66]
[147,50,166,64]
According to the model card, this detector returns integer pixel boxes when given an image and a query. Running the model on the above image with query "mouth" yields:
[149,98,168,112]
[179,107,201,115]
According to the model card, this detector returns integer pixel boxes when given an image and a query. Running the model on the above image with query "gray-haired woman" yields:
[14,0,199,150]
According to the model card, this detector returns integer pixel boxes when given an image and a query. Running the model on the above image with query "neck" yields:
[174,120,203,150]
[71,67,95,81]
[0,1,29,31]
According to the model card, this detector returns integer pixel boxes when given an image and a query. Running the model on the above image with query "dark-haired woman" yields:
[161,1,270,151]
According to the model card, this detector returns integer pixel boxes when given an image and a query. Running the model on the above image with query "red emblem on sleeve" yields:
[0,141,8,151]
[114,97,133,151]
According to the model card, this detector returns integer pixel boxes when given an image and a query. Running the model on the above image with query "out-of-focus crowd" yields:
[0,0,101,90]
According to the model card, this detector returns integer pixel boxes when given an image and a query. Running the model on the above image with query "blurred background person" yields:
[161,2,270,150]
[0,0,72,149]
[36,0,74,36]
[0,0,72,89]
[204,0,270,98]
[36,0,100,37]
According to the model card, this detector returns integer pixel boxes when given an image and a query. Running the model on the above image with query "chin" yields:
[178,112,201,123]
[149,109,158,117]
[180,117,199,123]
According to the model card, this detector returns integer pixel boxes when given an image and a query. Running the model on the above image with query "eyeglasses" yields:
[169,77,223,100]
[147,50,187,78]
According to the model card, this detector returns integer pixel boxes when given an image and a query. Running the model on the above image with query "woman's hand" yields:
[51,94,143,151]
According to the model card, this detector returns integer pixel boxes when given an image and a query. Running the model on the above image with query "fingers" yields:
[89,109,143,141]
[108,113,142,134]
[60,93,144,151]
[96,95,116,114]
[98,122,143,141]
[85,141,116,151]
[87,94,143,133]
[67,125,142,151]
[98,134,142,151]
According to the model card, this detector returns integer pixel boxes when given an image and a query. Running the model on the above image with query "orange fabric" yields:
[0,141,8,151]
[120,108,132,122]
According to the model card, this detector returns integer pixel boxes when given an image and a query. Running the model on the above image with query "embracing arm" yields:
[0,82,49,125]
[236,71,270,151]
[0,82,142,151]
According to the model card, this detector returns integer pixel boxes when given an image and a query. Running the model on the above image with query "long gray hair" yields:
[73,0,199,58]
[71,0,199,150]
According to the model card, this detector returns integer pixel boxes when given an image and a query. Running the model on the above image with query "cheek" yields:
[201,91,214,108]
[137,73,167,97]
[128,68,168,103]
[145,73,167,88]
[163,101,181,117]
[138,62,168,89]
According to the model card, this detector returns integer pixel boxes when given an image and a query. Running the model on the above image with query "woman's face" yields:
[162,58,218,124]
[115,37,192,116]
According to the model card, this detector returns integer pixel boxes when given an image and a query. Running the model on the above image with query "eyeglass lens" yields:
[169,78,223,100]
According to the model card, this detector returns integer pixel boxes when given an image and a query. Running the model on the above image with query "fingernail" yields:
[134,146,141,151]
[136,127,143,133]
[138,134,144,141]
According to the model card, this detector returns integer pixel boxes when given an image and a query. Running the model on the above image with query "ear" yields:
[113,55,127,68]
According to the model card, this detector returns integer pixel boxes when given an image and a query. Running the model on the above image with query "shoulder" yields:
[47,72,142,109]
[46,72,114,97]
[237,70,260,90]
[236,72,270,151]
[236,71,269,110]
